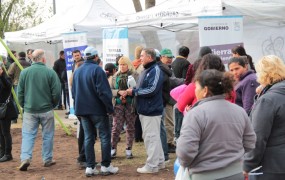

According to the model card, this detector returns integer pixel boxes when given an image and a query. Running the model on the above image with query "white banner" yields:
[199,16,243,64]
[62,32,87,119]
[103,28,129,67]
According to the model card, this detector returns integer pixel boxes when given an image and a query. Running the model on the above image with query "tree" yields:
[0,0,18,38]
[0,0,52,38]
[132,0,162,50]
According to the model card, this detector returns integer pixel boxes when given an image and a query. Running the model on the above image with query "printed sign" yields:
[62,32,87,118]
[103,28,129,66]
[199,16,243,64]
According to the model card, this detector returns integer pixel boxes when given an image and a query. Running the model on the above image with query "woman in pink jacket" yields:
[177,54,235,113]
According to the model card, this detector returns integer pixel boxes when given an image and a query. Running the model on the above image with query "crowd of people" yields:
[0,44,285,180]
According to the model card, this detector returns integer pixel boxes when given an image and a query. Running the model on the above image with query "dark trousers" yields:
[174,108,184,139]
[77,118,86,162]
[160,116,169,161]
[78,117,97,162]
[64,82,70,108]
[249,173,285,180]
[81,115,111,168]
[134,114,142,140]
[58,83,66,108]
[0,120,12,156]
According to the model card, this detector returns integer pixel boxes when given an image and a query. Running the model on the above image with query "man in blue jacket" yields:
[72,46,118,177]
[127,48,165,174]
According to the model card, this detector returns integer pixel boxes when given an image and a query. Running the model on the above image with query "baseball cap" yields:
[160,48,174,58]
[84,46,98,58]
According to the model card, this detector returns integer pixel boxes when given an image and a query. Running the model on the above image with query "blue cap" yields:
[84,46,98,58]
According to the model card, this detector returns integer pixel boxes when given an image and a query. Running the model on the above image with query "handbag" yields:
[175,165,191,180]
[0,94,11,119]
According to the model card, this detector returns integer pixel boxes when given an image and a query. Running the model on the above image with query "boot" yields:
[0,154,13,162]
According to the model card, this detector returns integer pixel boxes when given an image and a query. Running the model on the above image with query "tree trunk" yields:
[145,0,155,9]
[132,0,142,12]
[132,0,161,50]
[0,0,19,39]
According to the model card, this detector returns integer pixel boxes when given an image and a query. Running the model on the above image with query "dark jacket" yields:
[0,74,18,120]
[53,58,66,83]
[8,57,31,85]
[133,61,164,116]
[234,70,259,114]
[157,61,172,107]
[72,60,114,116]
[243,80,285,175]
[171,56,190,79]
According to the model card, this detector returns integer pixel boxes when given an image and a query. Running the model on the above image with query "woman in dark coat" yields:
[243,55,285,179]
[0,64,18,162]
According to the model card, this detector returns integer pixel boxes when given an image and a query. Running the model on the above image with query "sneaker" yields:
[111,149,116,158]
[137,165,158,174]
[126,149,133,159]
[101,164,119,175]
[18,159,31,171]
[43,160,56,167]
[85,167,99,177]
[0,154,13,162]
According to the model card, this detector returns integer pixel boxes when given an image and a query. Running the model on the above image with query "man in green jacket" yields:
[17,49,61,171]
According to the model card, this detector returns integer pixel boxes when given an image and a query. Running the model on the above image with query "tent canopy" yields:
[5,0,285,42]
[4,0,121,43]
[4,0,285,62]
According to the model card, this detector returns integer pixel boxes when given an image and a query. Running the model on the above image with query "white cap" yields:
[84,46,98,59]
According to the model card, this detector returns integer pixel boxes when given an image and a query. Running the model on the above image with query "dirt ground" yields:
[0,112,175,180]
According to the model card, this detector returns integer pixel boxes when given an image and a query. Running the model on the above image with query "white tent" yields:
[4,0,121,43]
[114,0,223,32]
[4,0,285,62]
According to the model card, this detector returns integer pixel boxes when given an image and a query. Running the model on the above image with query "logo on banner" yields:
[262,36,284,59]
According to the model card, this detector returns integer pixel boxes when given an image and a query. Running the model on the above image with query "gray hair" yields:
[32,49,45,62]
[143,48,156,61]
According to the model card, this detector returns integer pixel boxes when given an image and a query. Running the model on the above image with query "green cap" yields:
[160,48,174,58]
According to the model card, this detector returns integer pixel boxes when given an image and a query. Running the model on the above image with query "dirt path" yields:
[0,126,175,180]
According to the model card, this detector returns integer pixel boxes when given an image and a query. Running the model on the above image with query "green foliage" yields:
[0,0,53,38]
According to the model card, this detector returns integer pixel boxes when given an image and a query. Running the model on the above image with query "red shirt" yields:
[177,82,236,113]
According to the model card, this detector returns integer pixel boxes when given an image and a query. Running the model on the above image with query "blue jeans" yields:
[160,110,169,161]
[81,115,111,168]
[20,110,54,162]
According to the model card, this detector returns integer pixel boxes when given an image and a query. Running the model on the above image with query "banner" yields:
[103,28,129,66]
[199,16,243,65]
[62,32,87,119]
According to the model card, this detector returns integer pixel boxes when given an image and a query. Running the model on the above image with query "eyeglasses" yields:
[162,56,173,59]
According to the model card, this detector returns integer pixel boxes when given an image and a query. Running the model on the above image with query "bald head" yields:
[32,49,46,63]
